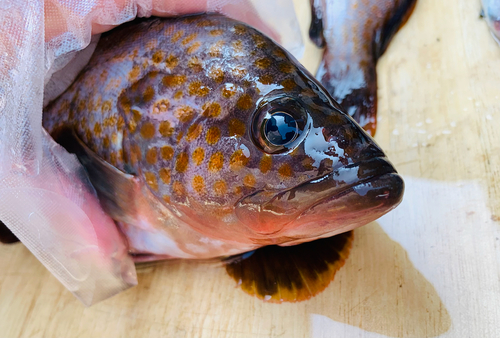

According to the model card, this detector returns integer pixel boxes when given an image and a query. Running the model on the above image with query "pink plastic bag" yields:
[0,0,302,305]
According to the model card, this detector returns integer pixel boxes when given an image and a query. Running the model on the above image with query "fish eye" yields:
[264,112,298,146]
[252,96,310,154]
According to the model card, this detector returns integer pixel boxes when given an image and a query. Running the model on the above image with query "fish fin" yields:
[374,0,418,60]
[224,231,353,303]
[316,58,378,135]
[53,127,139,222]
[0,220,19,244]
[308,0,326,48]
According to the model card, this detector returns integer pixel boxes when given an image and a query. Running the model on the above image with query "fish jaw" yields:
[235,156,403,244]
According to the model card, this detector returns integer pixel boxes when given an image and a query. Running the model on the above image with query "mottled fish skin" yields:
[44,14,404,260]
[310,0,417,135]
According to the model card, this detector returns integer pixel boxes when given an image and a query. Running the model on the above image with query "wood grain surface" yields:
[1,0,500,337]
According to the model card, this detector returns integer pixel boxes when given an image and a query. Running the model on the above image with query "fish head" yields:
[116,25,404,247]
[47,15,404,253]
[226,67,404,246]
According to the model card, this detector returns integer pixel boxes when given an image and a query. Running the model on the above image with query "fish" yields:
[42,14,404,301]
[309,0,417,135]
[482,0,500,44]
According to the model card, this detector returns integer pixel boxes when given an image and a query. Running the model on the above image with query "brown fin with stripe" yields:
[224,231,353,303]
[309,0,326,48]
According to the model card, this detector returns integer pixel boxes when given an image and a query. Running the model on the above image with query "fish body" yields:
[310,0,417,135]
[44,14,403,260]
[482,0,500,44]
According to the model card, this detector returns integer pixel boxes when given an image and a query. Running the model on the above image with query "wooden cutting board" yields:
[2,0,500,337]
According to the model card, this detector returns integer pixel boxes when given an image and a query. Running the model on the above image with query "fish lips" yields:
[235,157,404,241]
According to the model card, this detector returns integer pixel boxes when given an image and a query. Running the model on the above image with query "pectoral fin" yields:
[53,128,139,223]
[224,231,353,302]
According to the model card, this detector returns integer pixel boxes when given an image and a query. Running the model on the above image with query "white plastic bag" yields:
[0,0,303,305]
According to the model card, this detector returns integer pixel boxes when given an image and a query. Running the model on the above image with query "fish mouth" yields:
[236,157,404,240]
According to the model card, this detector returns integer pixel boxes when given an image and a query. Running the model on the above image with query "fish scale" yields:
[43,14,403,261]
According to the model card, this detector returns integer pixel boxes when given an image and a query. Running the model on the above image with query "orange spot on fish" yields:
[202,102,221,118]
[206,126,221,145]
[165,54,179,68]
[213,180,227,195]
[228,119,245,137]
[278,163,293,178]
[208,152,224,172]
[184,121,201,140]
[181,32,198,45]
[159,168,171,184]
[128,120,137,133]
[192,175,205,194]
[159,120,173,137]
[174,91,183,100]
[281,78,296,91]
[210,29,223,36]
[192,147,205,166]
[172,181,185,196]
[188,57,203,73]
[251,34,266,48]
[233,25,246,35]
[161,145,174,160]
[222,84,238,98]
[144,172,158,191]
[140,122,155,139]
[171,30,184,43]
[232,40,243,53]
[174,106,196,123]
[153,99,170,114]
[101,100,112,114]
[119,95,131,115]
[243,174,256,187]
[146,39,158,50]
[152,50,164,63]
[162,195,171,204]
[187,42,201,54]
[102,135,110,149]
[175,152,189,173]
[176,131,184,144]
[231,65,247,78]
[254,58,271,69]
[128,65,141,81]
[279,63,294,74]
[208,66,224,83]
[93,122,102,137]
[146,147,157,165]
[209,40,224,57]
[230,149,249,171]
[109,152,117,166]
[132,109,142,123]
[196,19,214,27]
[259,155,272,173]
[236,94,253,110]
[162,75,186,88]
[143,86,155,103]
[273,49,286,59]
[188,81,210,97]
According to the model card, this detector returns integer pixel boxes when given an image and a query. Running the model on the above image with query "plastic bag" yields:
[0,0,302,305]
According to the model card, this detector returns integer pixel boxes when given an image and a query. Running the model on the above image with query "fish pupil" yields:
[264,112,298,146]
